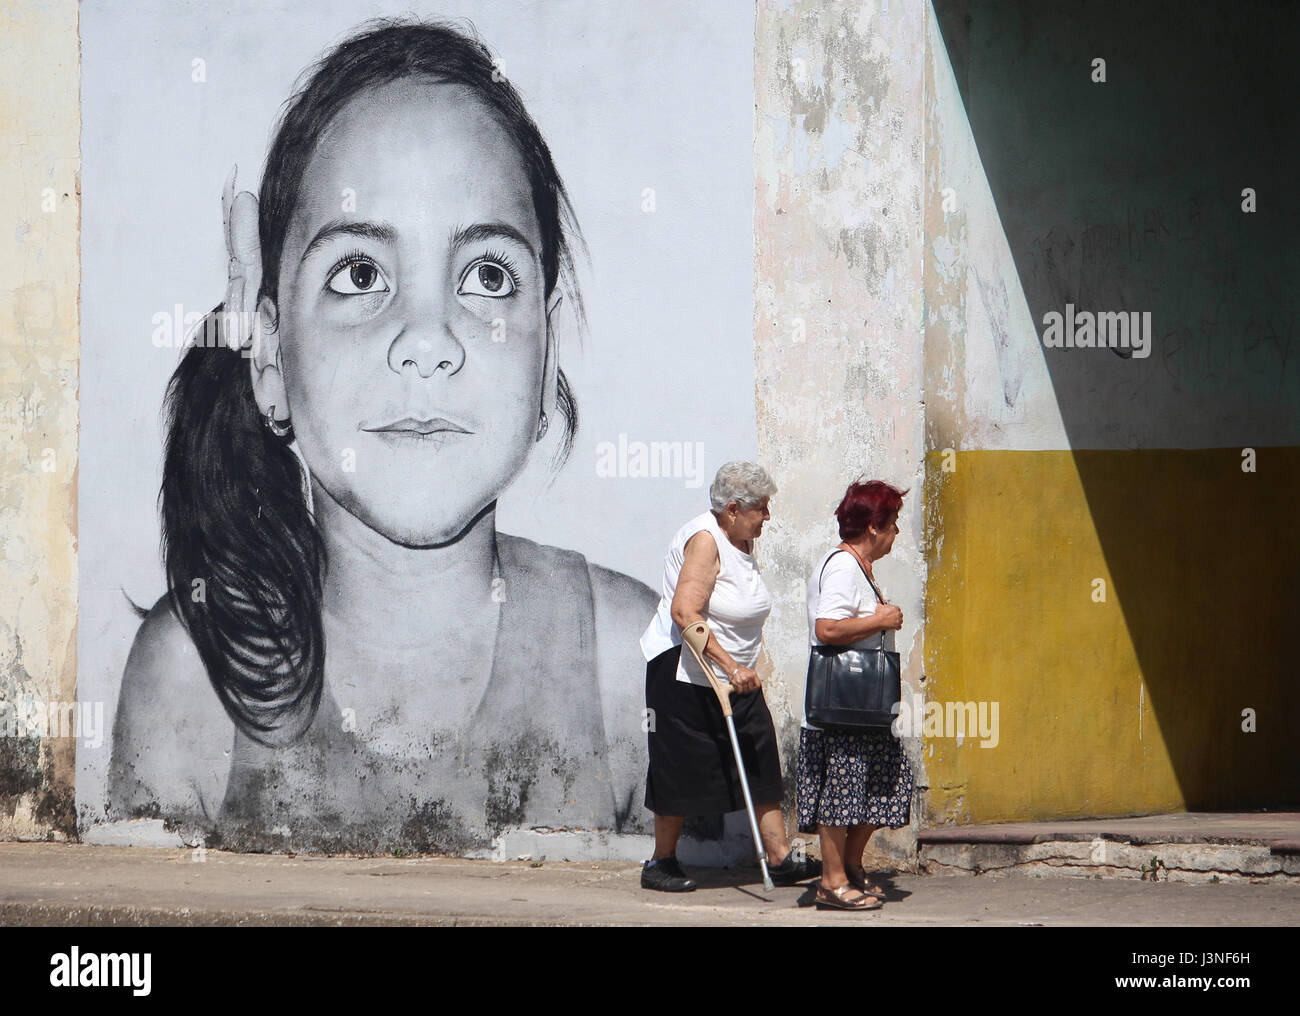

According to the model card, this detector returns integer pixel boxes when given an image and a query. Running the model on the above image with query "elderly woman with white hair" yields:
[637,461,820,892]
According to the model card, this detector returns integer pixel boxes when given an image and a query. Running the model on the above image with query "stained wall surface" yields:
[0,0,80,841]
[753,0,928,856]
[3,0,1294,854]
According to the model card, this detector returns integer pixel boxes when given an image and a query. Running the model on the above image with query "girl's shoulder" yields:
[496,532,656,832]
[112,596,235,819]
[495,531,657,628]
[119,596,218,703]
[586,559,659,634]
[583,560,656,835]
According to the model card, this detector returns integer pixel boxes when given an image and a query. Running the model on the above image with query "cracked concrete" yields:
[919,812,1300,884]
[1,842,1296,926]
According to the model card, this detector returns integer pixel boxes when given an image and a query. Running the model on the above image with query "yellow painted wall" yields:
[922,447,1299,824]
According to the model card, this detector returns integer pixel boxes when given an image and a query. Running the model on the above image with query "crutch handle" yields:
[680,621,732,717]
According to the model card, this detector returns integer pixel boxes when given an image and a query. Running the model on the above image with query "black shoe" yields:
[768,851,822,886]
[641,857,697,892]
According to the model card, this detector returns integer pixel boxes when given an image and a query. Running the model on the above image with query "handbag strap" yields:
[819,548,886,601]
[816,550,843,592]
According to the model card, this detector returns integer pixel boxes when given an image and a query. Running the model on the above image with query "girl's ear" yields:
[249,295,288,421]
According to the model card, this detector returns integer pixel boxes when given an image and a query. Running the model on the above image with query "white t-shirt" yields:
[803,548,894,730]
[640,511,773,687]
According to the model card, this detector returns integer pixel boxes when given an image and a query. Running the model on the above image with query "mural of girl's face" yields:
[270,77,553,547]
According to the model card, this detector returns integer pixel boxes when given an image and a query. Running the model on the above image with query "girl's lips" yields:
[368,429,469,450]
[361,416,473,436]
[362,417,473,450]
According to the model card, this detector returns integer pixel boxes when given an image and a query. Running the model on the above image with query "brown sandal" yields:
[847,866,887,897]
[815,883,883,911]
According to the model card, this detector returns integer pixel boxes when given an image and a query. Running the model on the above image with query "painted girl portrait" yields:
[80,1,755,855]
[106,19,667,852]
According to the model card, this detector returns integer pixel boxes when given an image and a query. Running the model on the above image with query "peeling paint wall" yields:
[921,0,1299,822]
[12,0,939,855]
[0,0,80,840]
[9,0,1292,853]
[754,0,928,857]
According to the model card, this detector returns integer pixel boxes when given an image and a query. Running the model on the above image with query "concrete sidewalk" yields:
[1,842,1296,926]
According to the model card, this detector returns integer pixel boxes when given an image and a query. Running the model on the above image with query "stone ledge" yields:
[919,838,1300,884]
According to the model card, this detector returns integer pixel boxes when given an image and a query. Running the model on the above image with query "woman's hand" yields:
[728,665,760,694]
[221,165,263,349]
[876,603,903,630]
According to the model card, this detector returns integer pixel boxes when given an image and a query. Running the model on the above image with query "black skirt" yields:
[643,645,785,816]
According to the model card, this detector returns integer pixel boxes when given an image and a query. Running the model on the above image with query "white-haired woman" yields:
[637,461,820,892]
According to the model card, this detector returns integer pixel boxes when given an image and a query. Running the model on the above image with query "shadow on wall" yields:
[932,0,1300,809]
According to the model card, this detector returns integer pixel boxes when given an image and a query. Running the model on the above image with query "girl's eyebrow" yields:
[450,221,537,261]
[299,220,397,264]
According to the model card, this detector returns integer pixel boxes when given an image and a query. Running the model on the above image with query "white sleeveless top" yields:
[640,511,774,687]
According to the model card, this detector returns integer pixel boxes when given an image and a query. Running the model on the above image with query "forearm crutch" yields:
[680,621,775,892]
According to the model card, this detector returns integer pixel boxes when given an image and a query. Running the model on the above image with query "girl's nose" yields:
[388,336,459,378]
[387,295,466,379]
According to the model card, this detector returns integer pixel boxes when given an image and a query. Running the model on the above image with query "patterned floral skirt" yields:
[796,726,913,833]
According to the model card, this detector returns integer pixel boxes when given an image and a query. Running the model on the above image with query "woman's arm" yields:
[669,531,755,688]
[814,610,900,646]
[813,557,904,645]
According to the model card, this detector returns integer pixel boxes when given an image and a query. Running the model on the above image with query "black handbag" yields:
[804,549,901,732]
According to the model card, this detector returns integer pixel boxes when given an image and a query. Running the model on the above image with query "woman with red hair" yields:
[799,480,914,910]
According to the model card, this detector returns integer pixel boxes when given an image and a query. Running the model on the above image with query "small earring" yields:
[535,410,549,442]
[265,405,291,438]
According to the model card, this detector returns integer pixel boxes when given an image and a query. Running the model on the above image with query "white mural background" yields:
[77,0,757,846]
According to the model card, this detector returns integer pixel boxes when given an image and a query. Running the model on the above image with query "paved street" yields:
[1,842,1296,926]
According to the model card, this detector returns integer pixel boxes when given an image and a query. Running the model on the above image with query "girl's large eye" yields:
[327,257,390,296]
[458,258,517,298]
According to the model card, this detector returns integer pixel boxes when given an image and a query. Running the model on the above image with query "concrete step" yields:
[917,811,1300,884]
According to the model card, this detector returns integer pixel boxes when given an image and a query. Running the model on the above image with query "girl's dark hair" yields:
[162,19,585,746]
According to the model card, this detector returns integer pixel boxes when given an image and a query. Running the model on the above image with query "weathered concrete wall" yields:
[754,0,928,860]
[4,0,940,857]
[0,0,80,840]
[7,0,1294,855]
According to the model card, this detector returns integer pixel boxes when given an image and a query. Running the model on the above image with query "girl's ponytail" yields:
[160,306,325,746]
